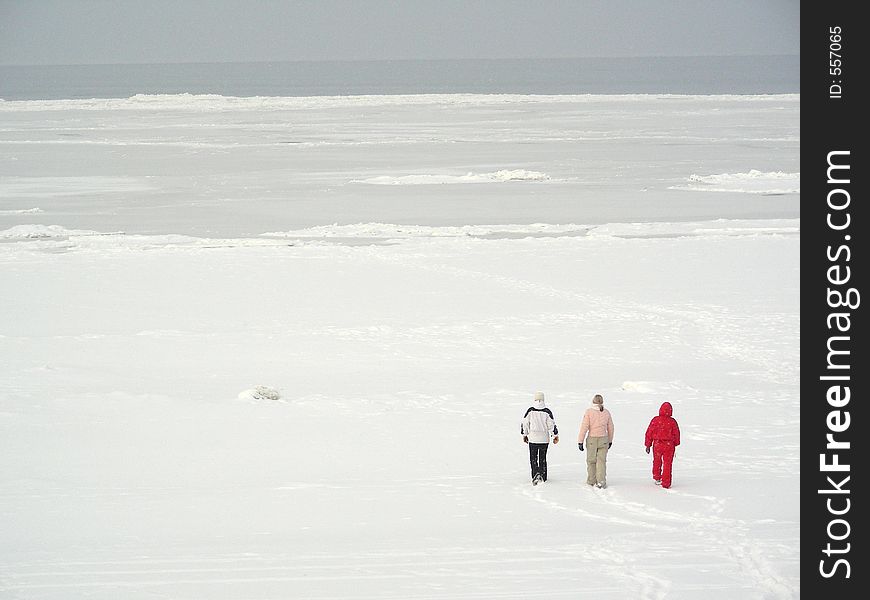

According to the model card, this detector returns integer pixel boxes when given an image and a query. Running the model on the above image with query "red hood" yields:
[659,402,673,417]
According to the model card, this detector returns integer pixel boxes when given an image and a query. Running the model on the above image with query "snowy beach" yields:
[0,94,799,598]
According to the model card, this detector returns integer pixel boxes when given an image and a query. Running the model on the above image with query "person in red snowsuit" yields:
[644,401,681,489]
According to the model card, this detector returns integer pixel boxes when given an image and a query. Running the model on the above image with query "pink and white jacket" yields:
[577,405,614,442]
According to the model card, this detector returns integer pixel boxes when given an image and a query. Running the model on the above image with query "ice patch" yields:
[263,222,587,240]
[353,169,551,185]
[0,226,303,252]
[669,170,799,195]
[621,381,695,394]
[0,224,103,239]
[263,219,799,241]
[0,176,152,198]
[0,93,800,113]
[587,219,799,239]
[0,207,43,215]
[1,219,798,249]
[238,386,282,401]
[622,381,659,394]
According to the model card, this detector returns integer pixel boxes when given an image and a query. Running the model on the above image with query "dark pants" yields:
[528,443,549,481]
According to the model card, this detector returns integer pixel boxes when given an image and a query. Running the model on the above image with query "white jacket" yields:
[521,398,558,444]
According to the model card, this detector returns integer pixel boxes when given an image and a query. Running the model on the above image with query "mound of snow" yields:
[263,222,586,239]
[587,218,800,239]
[621,381,693,394]
[0,208,43,215]
[353,169,551,185]
[238,385,281,401]
[475,169,551,182]
[0,224,101,239]
[0,93,800,114]
[621,381,659,394]
[670,170,799,195]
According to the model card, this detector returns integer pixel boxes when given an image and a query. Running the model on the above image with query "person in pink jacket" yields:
[577,394,614,488]
[644,401,681,488]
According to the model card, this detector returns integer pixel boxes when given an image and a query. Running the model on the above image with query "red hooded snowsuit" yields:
[644,402,681,488]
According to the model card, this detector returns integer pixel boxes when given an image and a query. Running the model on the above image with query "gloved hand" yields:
[552,435,559,444]
[578,443,584,451]
[523,436,529,443]
[645,446,651,454]
[608,442,613,449]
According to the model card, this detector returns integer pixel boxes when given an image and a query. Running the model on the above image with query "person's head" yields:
[659,401,673,417]
[592,394,604,411]
[533,391,546,408]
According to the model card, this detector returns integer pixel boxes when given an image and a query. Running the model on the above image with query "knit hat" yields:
[534,391,545,402]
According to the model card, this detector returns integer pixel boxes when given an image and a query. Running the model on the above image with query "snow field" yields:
[0,224,799,598]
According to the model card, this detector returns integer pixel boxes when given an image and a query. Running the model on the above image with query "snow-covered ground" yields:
[0,94,799,598]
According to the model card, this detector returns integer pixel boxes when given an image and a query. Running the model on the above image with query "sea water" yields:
[0,56,799,100]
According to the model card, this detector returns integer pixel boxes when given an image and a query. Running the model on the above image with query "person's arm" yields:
[644,418,654,448]
[673,418,681,447]
[520,413,530,442]
[577,411,589,443]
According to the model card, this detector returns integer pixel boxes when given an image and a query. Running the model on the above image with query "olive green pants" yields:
[585,436,610,485]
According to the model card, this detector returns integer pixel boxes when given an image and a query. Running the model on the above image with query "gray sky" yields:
[0,0,799,66]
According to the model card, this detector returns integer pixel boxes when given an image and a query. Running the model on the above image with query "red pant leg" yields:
[660,444,676,488]
[652,446,664,481]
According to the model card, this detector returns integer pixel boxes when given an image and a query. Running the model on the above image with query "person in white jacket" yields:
[520,391,559,485]
[577,394,615,488]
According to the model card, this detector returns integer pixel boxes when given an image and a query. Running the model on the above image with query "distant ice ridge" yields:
[0,225,208,249]
[0,207,42,215]
[0,224,102,239]
[0,225,281,248]
[0,219,799,250]
[0,92,801,112]
[263,223,584,239]
[670,170,800,195]
[264,219,799,240]
[586,219,799,238]
[353,169,551,185]
[0,176,152,197]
